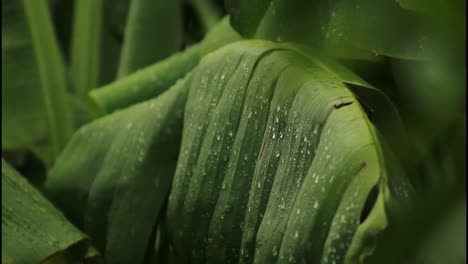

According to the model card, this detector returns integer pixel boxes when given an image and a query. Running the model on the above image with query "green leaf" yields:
[28,95,94,166]
[2,159,91,263]
[367,119,466,263]
[117,0,183,78]
[99,0,131,85]
[192,0,223,32]
[227,0,429,60]
[48,40,410,263]
[89,16,241,115]
[70,0,104,97]
[225,0,272,36]
[45,79,189,263]
[165,40,411,263]
[2,0,73,161]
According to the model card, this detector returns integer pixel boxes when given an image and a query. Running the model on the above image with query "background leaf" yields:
[227,0,429,60]
[70,0,104,97]
[89,17,241,115]
[2,0,73,163]
[117,0,183,78]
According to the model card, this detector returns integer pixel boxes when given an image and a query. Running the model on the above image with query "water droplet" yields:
[314,201,319,209]
[275,152,281,158]
[314,175,320,183]
[313,125,319,135]
[279,201,286,209]
[272,246,278,256]
[294,231,299,239]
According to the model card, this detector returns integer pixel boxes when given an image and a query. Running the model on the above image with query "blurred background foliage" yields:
[2,0,465,263]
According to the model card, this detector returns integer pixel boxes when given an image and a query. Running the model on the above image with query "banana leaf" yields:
[117,0,183,78]
[70,0,104,97]
[163,40,412,263]
[2,159,93,263]
[45,79,189,263]
[99,0,131,85]
[192,0,222,32]
[46,40,411,263]
[89,16,241,115]
[2,0,73,161]
[226,0,429,60]
[368,119,466,263]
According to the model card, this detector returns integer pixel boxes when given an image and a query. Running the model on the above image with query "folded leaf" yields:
[165,40,412,263]
[2,159,91,263]
[45,78,189,264]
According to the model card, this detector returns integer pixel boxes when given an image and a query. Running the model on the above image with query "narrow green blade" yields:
[2,0,73,163]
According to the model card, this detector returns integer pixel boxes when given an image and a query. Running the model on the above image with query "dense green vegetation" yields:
[2,0,465,263]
